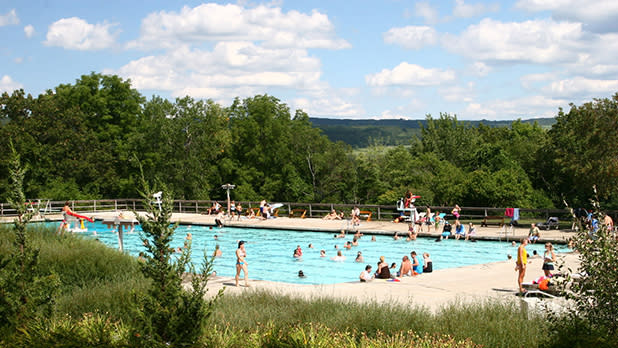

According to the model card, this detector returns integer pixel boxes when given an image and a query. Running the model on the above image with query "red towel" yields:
[505,208,514,217]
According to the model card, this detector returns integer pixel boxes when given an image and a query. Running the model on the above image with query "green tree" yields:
[0,144,58,340]
[546,94,618,207]
[131,181,222,347]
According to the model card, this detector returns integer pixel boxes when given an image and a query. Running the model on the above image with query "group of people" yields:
[515,238,557,294]
[360,251,433,282]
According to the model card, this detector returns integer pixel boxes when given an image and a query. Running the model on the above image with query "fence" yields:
[2,199,608,229]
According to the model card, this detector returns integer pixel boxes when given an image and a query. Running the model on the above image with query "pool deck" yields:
[9,211,581,312]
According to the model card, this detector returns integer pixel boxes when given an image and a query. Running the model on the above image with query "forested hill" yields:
[309,117,556,148]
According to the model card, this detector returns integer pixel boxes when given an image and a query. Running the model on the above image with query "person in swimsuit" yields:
[542,242,556,277]
[516,238,528,293]
[451,204,461,220]
[422,252,433,273]
[375,256,391,279]
[57,201,72,235]
[235,240,249,287]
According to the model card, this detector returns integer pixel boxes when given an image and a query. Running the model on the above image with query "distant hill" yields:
[309,117,556,148]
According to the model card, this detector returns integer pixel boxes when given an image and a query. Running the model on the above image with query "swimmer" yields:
[371,235,376,242]
[355,251,364,262]
[393,232,400,240]
[213,244,222,257]
[298,270,306,278]
[185,232,192,240]
[320,249,326,257]
[344,241,352,250]
[308,243,314,249]
[331,250,346,261]
[214,235,218,240]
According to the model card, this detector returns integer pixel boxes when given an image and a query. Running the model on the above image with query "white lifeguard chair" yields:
[152,191,163,211]
[396,197,419,222]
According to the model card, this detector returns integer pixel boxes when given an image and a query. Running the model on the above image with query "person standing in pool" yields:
[516,238,528,293]
[235,241,249,287]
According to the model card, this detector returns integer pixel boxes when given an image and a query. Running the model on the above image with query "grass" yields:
[1,223,554,347]
[0,224,148,321]
[207,290,547,348]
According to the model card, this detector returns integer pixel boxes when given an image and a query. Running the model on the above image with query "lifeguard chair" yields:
[396,196,420,222]
[152,191,163,211]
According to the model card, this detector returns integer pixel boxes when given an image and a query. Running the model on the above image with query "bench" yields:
[289,209,306,219]
[359,210,372,221]
[481,215,504,227]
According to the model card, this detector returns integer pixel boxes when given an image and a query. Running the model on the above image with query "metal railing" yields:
[3,199,610,228]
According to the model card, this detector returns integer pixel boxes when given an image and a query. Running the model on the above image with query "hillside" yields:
[309,117,556,148]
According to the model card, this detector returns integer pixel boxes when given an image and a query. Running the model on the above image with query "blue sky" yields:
[2,0,618,120]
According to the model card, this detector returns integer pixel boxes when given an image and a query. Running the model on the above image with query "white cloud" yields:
[453,0,499,18]
[111,42,324,102]
[545,76,618,97]
[439,82,476,102]
[128,3,350,50]
[462,95,568,120]
[0,9,19,26]
[520,72,559,89]
[470,62,491,76]
[442,18,585,64]
[415,2,439,25]
[44,17,118,50]
[0,75,23,93]
[24,24,34,38]
[383,26,437,49]
[293,95,364,117]
[365,62,455,87]
[516,0,618,33]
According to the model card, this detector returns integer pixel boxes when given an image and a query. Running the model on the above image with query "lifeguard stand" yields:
[396,197,419,222]
[152,191,163,211]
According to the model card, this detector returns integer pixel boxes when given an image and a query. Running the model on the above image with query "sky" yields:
[1,0,618,120]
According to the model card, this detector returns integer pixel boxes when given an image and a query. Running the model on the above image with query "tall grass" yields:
[208,290,547,348]
[1,224,550,347]
[0,224,148,321]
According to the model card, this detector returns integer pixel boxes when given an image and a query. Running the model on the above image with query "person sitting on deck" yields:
[454,220,466,240]
[422,252,433,273]
[375,256,391,279]
[528,223,540,243]
[360,265,374,282]
[441,221,452,240]
[323,209,340,220]
[397,255,413,277]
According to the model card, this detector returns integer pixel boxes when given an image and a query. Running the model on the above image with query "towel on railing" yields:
[505,208,514,217]
[513,208,520,221]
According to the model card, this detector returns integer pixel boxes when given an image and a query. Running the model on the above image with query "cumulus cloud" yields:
[44,17,118,50]
[293,94,364,118]
[453,0,499,18]
[545,76,618,97]
[463,95,568,120]
[110,41,324,103]
[415,2,439,25]
[365,62,455,87]
[24,24,34,38]
[128,3,350,50]
[0,75,23,93]
[383,26,437,49]
[439,82,476,103]
[516,0,618,33]
[0,9,19,26]
[442,18,586,64]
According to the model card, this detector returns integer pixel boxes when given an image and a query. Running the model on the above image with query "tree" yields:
[0,144,58,340]
[130,179,222,347]
[546,94,618,208]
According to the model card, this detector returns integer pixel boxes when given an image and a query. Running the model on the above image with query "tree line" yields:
[1,73,617,209]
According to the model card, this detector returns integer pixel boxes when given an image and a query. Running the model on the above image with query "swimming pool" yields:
[55,221,569,285]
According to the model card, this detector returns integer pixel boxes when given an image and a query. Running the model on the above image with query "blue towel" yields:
[513,208,520,221]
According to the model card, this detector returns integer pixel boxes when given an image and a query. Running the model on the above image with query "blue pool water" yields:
[53,220,569,285]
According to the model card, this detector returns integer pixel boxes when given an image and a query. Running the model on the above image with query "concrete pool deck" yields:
[9,211,581,311]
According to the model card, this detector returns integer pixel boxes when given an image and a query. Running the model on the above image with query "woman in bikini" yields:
[235,241,250,287]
